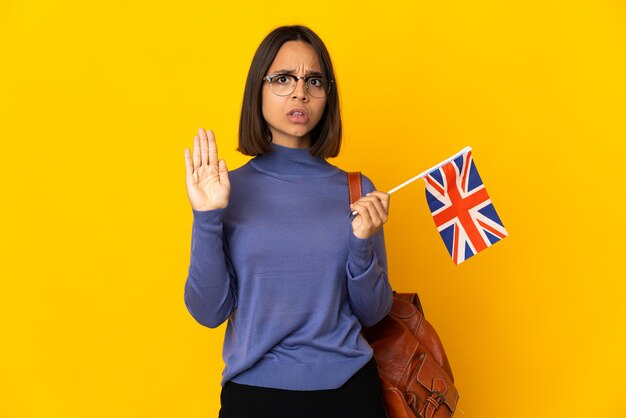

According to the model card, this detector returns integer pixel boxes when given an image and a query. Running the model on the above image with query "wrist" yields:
[191,203,227,212]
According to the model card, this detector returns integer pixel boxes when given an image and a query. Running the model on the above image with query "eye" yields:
[307,77,323,88]
[274,75,292,85]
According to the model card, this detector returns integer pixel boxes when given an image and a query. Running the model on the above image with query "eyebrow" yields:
[270,68,324,77]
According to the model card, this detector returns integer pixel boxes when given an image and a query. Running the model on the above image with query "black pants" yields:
[218,357,388,418]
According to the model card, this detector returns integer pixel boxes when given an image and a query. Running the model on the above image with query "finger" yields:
[198,127,209,166]
[351,202,373,226]
[207,129,218,168]
[184,148,194,176]
[355,195,385,220]
[193,135,201,168]
[363,194,388,223]
[366,191,390,213]
[360,200,382,226]
[218,159,230,187]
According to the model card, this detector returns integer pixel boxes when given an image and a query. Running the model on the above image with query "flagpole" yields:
[350,146,472,215]
[386,146,472,194]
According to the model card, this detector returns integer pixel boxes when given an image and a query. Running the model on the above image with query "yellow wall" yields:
[1,1,625,417]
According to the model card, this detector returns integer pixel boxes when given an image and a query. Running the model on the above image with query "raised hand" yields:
[184,128,230,211]
[350,191,390,239]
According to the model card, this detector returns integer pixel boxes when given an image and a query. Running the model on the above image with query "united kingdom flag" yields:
[423,150,508,264]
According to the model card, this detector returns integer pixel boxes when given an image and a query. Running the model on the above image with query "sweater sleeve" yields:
[184,208,237,328]
[345,175,393,327]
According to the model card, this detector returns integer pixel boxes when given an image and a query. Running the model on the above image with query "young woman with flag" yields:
[183,25,393,418]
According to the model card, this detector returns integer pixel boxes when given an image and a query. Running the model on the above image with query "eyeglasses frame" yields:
[262,73,334,98]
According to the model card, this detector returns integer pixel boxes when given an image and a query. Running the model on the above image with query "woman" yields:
[183,25,393,418]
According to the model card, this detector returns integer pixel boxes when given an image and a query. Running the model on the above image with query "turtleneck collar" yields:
[249,143,340,178]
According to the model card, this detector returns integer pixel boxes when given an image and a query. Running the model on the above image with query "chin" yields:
[269,122,315,143]
[286,127,312,138]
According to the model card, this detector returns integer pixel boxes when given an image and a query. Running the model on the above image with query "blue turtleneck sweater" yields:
[184,143,393,391]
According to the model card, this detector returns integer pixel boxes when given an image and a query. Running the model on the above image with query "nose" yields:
[292,78,309,101]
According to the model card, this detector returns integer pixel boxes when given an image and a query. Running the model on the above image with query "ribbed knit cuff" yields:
[347,233,374,277]
[192,208,225,225]
[190,208,225,252]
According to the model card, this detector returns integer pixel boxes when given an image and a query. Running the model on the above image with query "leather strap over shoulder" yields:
[347,171,363,205]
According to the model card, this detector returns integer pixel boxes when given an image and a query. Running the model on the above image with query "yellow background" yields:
[1,1,625,417]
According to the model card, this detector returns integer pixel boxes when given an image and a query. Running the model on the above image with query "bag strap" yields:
[347,171,363,204]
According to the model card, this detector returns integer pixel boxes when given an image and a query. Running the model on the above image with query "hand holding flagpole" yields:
[350,145,507,264]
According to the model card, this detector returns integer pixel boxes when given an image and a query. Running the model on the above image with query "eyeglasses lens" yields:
[270,75,328,98]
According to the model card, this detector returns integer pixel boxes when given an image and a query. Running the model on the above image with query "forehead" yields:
[268,41,322,73]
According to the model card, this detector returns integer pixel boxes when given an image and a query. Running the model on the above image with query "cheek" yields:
[313,100,328,124]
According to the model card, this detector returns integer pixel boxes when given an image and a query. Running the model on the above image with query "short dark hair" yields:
[237,25,342,158]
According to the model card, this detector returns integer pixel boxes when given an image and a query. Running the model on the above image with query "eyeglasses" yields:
[262,73,332,98]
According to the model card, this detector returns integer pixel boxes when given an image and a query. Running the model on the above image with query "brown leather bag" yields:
[348,172,460,418]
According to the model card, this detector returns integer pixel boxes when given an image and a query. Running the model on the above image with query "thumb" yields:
[219,159,230,186]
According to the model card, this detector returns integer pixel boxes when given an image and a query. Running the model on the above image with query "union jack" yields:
[423,150,508,264]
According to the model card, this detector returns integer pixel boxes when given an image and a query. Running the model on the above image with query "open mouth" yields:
[288,109,309,123]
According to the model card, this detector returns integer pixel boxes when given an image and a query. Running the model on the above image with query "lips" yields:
[287,108,309,124]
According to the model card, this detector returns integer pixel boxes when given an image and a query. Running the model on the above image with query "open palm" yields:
[184,128,230,211]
